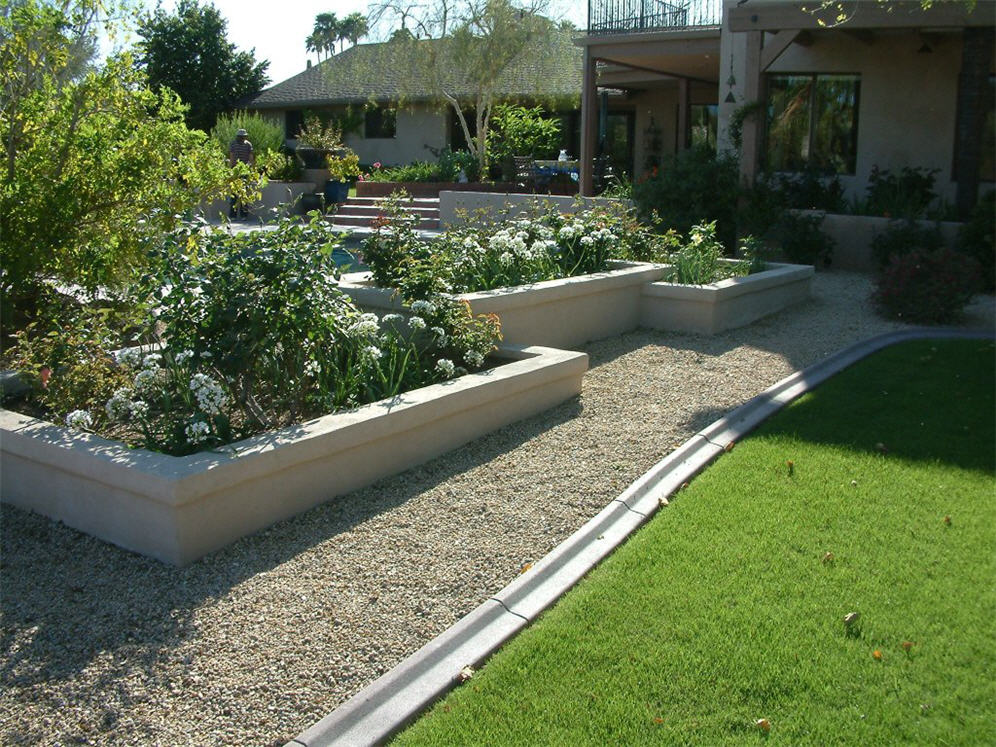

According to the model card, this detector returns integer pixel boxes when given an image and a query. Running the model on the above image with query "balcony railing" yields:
[587,0,723,34]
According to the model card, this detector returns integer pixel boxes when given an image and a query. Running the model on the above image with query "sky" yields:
[128,1,587,88]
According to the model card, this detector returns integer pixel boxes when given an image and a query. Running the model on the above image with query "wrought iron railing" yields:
[587,0,723,34]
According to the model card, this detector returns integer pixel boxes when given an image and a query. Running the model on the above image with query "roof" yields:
[246,32,583,109]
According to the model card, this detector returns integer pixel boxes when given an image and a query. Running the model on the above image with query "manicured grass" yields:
[396,340,996,746]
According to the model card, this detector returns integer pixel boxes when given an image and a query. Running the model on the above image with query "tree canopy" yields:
[306,10,369,61]
[136,0,269,133]
[1,0,252,331]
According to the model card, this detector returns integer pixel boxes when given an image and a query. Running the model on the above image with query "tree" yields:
[339,12,369,50]
[1,0,251,332]
[307,12,339,60]
[136,0,269,132]
[388,0,560,176]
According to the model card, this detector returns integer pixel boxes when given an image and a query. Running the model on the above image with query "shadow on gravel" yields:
[0,396,584,688]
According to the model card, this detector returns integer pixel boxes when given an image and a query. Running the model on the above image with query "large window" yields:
[364,107,396,139]
[766,74,860,174]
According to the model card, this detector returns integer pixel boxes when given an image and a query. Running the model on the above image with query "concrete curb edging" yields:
[287,327,994,747]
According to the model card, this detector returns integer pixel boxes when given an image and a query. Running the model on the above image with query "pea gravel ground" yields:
[2,271,993,746]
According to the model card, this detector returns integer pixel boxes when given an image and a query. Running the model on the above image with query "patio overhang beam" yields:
[729,1,996,32]
[597,57,716,86]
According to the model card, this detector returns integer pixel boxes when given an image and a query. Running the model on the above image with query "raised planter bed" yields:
[356,181,518,199]
[0,345,587,566]
[640,261,814,335]
[339,260,667,349]
[795,210,963,272]
[201,180,314,220]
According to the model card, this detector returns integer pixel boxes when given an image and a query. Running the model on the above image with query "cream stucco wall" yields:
[717,0,980,202]
[344,106,450,166]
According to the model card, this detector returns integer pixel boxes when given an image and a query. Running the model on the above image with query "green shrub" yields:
[768,211,835,267]
[874,247,979,324]
[775,169,845,212]
[957,190,995,292]
[437,148,480,182]
[631,145,740,250]
[489,104,561,180]
[662,222,753,285]
[863,165,939,219]
[211,110,285,157]
[366,160,441,182]
[870,219,945,270]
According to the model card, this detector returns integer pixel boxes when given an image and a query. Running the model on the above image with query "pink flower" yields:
[373,162,381,170]
[40,367,51,389]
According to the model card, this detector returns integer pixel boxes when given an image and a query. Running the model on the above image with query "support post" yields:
[677,77,691,150]
[739,30,764,186]
[580,49,598,197]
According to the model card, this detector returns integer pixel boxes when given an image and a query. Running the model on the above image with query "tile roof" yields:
[246,32,582,109]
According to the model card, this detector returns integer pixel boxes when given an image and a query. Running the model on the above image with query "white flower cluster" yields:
[133,368,160,392]
[362,345,382,360]
[464,350,484,368]
[411,299,436,315]
[435,358,455,377]
[462,236,484,255]
[349,313,380,337]
[381,313,405,325]
[431,327,448,345]
[189,373,226,415]
[65,409,93,430]
[105,387,148,421]
[142,353,162,369]
[409,315,426,330]
[489,227,544,261]
[185,420,211,445]
[174,349,195,365]
[304,359,321,377]
[114,347,144,367]
[557,221,587,241]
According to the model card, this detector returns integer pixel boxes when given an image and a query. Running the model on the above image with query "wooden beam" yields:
[841,29,876,45]
[597,57,717,86]
[580,50,598,197]
[729,1,995,33]
[677,77,690,150]
[760,29,802,71]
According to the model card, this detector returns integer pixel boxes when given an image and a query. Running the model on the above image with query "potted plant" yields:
[325,149,360,204]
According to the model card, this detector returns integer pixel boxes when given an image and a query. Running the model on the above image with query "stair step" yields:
[336,204,440,217]
[331,215,440,230]
[344,196,439,207]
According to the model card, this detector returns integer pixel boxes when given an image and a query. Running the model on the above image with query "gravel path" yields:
[2,271,993,746]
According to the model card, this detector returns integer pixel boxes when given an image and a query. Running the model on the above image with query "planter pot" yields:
[339,260,667,349]
[324,180,351,204]
[640,261,814,335]
[0,345,587,566]
[356,181,519,199]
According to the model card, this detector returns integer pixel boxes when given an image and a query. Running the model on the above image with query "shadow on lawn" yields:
[0,395,584,688]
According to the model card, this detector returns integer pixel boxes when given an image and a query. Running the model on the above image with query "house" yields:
[244,31,585,168]
[577,0,995,216]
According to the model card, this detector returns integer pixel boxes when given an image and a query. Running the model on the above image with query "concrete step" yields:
[344,196,439,208]
[337,204,440,218]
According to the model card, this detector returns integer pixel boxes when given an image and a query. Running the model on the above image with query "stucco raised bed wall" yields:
[339,261,667,349]
[641,261,814,335]
[356,182,518,199]
[0,345,587,566]
[439,191,632,228]
[797,210,963,272]
[201,181,314,220]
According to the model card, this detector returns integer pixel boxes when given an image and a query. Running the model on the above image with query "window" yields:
[364,107,397,139]
[766,74,860,174]
[285,109,304,140]
[691,104,718,150]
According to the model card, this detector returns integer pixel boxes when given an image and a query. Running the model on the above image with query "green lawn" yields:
[396,340,996,746]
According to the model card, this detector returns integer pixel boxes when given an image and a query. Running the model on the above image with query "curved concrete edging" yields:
[287,327,994,747]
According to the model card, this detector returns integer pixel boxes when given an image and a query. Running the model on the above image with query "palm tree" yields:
[307,12,339,60]
[339,12,369,51]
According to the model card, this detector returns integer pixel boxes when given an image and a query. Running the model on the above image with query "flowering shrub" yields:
[9,214,500,455]
[873,247,980,324]
[663,222,757,285]
[363,201,671,295]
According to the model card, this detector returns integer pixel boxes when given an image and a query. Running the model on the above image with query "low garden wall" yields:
[797,210,963,272]
[356,182,519,199]
[641,261,815,335]
[339,261,667,349]
[201,180,314,220]
[439,191,632,228]
[0,345,588,566]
